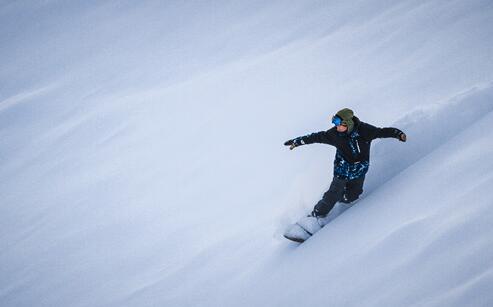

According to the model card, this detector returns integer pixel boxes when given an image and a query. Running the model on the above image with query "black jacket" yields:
[298,116,403,164]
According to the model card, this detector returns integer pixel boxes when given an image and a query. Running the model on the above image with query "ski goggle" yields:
[332,115,343,126]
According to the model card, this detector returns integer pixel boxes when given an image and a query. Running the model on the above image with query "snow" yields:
[1,1,493,306]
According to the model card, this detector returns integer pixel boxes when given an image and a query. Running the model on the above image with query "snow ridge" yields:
[367,83,493,192]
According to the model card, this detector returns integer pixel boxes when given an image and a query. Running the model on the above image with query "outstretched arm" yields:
[370,126,407,142]
[284,130,336,150]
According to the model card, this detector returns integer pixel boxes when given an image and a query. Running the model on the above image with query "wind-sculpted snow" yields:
[211,102,493,307]
[111,86,493,307]
[1,1,493,307]
[366,83,493,192]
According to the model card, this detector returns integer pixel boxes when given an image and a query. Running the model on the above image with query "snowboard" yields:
[283,199,360,243]
[283,215,327,243]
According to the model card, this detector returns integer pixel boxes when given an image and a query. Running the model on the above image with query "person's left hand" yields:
[399,132,407,142]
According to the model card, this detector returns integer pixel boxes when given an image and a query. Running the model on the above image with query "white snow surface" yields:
[1,1,493,306]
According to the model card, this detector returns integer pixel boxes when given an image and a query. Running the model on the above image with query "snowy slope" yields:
[116,86,493,307]
[1,1,493,307]
[220,89,493,307]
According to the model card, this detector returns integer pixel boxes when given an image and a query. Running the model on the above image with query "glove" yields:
[391,129,406,142]
[397,131,407,142]
[284,137,305,150]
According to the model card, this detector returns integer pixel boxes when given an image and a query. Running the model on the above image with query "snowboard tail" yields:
[283,199,362,243]
[283,216,324,243]
[283,224,312,243]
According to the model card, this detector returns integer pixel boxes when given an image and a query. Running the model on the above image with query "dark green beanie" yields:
[336,108,354,133]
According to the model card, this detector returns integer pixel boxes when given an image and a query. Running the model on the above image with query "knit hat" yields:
[335,108,355,133]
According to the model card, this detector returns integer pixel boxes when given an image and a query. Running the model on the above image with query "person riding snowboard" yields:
[284,108,407,219]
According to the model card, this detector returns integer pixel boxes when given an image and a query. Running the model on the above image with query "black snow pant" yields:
[313,176,365,217]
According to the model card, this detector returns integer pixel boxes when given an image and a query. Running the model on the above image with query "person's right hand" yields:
[284,138,303,150]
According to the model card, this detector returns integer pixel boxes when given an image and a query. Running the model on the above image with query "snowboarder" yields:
[283,108,406,242]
